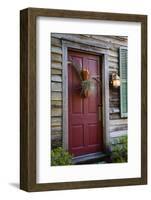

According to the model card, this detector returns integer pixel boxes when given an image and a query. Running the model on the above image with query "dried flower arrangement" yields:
[70,59,100,97]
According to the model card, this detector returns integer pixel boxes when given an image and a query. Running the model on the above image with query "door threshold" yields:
[72,152,106,165]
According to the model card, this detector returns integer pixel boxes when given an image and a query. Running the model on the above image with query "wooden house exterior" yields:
[51,33,128,161]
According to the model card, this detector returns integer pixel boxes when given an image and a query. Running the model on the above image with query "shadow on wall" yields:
[9,183,19,189]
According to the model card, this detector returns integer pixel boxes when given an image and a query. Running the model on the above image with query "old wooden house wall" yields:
[51,33,128,149]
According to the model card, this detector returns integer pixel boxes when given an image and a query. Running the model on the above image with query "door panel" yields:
[68,50,103,157]
[72,125,84,148]
[88,123,98,145]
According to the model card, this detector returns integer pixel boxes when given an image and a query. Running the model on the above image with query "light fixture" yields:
[111,73,120,88]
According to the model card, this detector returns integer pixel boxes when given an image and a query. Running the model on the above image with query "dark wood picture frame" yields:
[20,7,147,192]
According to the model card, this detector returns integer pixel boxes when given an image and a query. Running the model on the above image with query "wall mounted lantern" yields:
[111,73,121,88]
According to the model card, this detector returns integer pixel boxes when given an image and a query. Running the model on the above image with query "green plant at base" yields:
[51,147,73,166]
[111,135,127,163]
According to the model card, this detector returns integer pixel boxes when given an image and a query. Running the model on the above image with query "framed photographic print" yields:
[20,8,147,191]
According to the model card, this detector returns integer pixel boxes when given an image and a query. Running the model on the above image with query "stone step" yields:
[72,152,107,165]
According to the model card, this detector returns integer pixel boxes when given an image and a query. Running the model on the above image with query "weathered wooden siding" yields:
[51,37,63,148]
[51,33,128,148]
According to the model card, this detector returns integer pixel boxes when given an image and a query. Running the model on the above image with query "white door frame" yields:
[62,40,110,152]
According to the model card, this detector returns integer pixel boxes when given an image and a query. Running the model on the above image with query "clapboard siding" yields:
[51,34,128,148]
[51,75,62,82]
[110,119,128,126]
[51,37,63,147]
[51,46,62,55]
[51,108,62,117]
[51,92,62,101]
[51,53,62,63]
[51,69,62,75]
[88,35,128,47]
[52,100,62,106]
[108,50,118,57]
[51,82,62,91]
[52,62,62,69]
[51,37,62,47]
[51,117,62,127]
[109,119,128,132]
[51,33,127,50]
[109,60,118,67]
[108,56,118,64]
[52,33,108,49]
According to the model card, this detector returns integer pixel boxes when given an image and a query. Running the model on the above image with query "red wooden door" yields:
[68,50,103,157]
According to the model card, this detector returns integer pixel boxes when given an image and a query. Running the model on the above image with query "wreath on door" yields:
[69,59,101,98]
